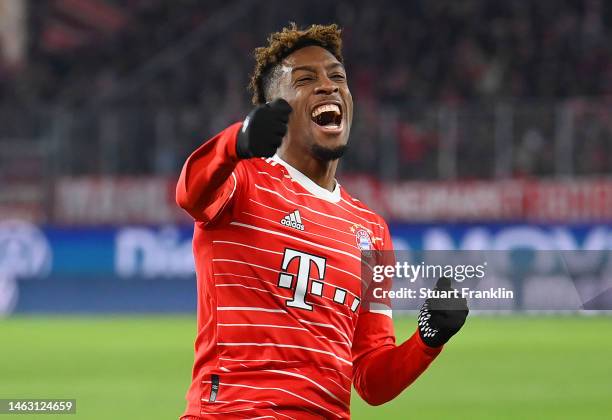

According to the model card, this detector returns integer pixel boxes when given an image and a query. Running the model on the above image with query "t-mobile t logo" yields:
[277,248,326,311]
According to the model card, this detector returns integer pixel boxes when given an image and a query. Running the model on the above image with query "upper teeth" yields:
[312,104,341,118]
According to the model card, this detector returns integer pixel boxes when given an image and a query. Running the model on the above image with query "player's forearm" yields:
[176,122,242,217]
[353,330,442,406]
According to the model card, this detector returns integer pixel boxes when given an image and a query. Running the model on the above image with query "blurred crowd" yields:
[1,0,611,178]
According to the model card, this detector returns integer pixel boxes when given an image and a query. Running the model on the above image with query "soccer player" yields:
[177,23,468,419]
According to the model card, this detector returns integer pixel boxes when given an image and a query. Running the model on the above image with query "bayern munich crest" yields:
[350,224,373,251]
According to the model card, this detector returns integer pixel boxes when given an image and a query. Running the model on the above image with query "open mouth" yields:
[311,103,342,130]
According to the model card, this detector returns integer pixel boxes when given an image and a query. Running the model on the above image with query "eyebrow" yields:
[291,62,345,74]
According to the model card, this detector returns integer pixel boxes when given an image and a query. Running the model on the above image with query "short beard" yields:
[310,144,348,162]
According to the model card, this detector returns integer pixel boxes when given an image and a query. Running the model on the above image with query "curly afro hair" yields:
[248,23,344,105]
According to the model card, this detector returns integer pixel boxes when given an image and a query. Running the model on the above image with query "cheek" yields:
[345,92,354,122]
[348,102,354,120]
[287,94,308,123]
[276,82,300,114]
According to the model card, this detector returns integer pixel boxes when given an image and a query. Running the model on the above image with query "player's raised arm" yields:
[175,98,291,222]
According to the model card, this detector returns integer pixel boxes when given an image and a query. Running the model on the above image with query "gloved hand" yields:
[236,98,292,158]
[418,277,469,348]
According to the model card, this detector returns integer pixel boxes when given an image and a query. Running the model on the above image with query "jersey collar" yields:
[272,154,341,203]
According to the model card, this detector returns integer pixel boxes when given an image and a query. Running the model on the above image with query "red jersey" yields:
[177,123,441,419]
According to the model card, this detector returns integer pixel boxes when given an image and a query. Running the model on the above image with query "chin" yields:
[310,143,348,162]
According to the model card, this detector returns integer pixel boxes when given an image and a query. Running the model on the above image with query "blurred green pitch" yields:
[1,316,610,419]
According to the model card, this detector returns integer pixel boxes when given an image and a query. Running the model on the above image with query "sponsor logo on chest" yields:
[280,210,304,231]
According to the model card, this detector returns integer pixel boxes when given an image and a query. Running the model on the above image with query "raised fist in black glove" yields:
[418,277,469,348]
[236,98,292,158]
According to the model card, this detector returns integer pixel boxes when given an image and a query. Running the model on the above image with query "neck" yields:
[277,147,338,192]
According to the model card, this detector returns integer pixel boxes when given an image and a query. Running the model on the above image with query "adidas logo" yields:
[281,210,305,231]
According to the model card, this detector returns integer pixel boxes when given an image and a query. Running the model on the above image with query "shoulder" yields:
[238,157,286,177]
[339,187,386,224]
[232,157,289,186]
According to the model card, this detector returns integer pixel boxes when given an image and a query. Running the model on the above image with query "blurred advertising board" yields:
[53,177,189,225]
[47,177,612,225]
[340,175,612,222]
[0,219,611,314]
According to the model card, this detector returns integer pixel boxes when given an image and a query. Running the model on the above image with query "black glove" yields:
[418,277,469,348]
[236,98,292,158]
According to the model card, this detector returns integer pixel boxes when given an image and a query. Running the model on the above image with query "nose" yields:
[314,76,339,95]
